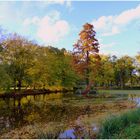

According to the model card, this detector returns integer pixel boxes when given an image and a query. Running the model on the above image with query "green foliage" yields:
[0,28,140,91]
[1,34,37,90]
[98,108,140,139]
[28,46,79,89]
[0,34,79,90]
[0,64,12,90]
[92,55,115,87]
[92,55,137,89]
[115,56,135,88]
[118,124,140,139]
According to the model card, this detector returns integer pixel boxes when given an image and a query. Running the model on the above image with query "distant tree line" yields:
[92,54,140,89]
[0,27,140,92]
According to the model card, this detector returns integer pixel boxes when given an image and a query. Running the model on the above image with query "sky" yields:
[0,0,140,57]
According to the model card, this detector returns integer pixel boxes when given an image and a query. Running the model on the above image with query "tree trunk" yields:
[17,80,22,91]
[86,51,89,86]
[120,77,125,89]
[43,84,45,89]
[130,74,133,88]
[120,72,125,89]
[14,79,16,91]
[120,78,123,89]
[33,84,36,90]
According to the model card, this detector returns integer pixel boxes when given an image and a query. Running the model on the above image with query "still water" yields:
[0,92,140,137]
[0,93,65,134]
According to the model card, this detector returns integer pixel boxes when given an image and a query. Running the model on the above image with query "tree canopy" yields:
[0,25,140,91]
[73,23,100,86]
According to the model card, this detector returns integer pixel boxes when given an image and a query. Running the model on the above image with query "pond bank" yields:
[0,89,74,98]
[0,92,137,139]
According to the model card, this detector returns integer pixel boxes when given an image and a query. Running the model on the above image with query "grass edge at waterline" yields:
[98,108,140,139]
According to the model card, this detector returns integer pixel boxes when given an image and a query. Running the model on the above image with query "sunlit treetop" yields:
[72,23,101,85]
[73,23,100,69]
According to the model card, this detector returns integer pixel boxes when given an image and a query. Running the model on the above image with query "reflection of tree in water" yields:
[0,95,57,134]
[12,97,25,126]
[129,94,140,107]
[0,93,85,134]
[2,98,24,131]
[0,97,33,134]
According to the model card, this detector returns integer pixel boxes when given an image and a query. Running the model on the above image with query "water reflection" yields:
[0,93,65,134]
[0,97,25,134]
[128,94,140,107]
[59,129,75,139]
[0,92,140,136]
[59,124,97,139]
[59,125,86,139]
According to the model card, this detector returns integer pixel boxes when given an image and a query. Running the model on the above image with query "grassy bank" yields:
[98,89,140,94]
[0,88,73,98]
[98,108,140,139]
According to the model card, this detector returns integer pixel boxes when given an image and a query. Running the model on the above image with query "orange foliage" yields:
[72,23,100,75]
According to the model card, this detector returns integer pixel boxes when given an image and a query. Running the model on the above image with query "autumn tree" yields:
[73,23,100,86]
[1,34,37,91]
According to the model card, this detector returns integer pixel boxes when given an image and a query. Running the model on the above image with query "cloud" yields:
[0,16,3,19]
[100,42,116,48]
[23,10,70,44]
[102,26,120,36]
[0,1,71,44]
[114,5,140,25]
[23,10,60,26]
[100,42,119,55]
[42,0,72,8]
[23,17,40,26]
[93,16,113,30]
[100,50,119,56]
[92,4,140,36]
[37,17,70,43]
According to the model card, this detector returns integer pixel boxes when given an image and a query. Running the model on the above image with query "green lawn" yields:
[98,89,140,94]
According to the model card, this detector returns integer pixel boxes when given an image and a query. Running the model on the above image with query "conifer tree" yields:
[73,23,100,86]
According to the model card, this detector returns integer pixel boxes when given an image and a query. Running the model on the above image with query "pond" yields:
[0,91,140,138]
